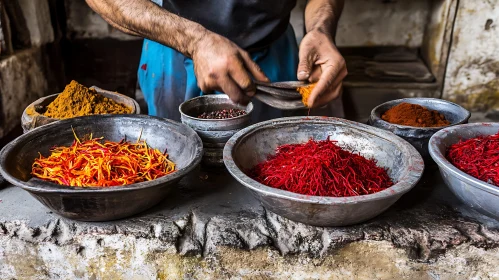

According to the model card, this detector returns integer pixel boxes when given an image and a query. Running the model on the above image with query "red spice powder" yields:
[381,102,450,127]
[447,132,499,186]
[249,138,393,197]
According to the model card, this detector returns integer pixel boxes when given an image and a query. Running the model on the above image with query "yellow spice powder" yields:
[43,80,132,119]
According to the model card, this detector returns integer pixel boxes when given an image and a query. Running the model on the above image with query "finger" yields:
[228,61,256,97]
[297,44,315,81]
[308,63,346,107]
[308,66,322,83]
[311,82,343,108]
[219,75,250,105]
[239,51,269,82]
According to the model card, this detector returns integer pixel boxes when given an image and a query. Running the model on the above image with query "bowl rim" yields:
[428,122,499,196]
[370,97,471,130]
[223,116,425,204]
[0,114,203,193]
[178,94,253,122]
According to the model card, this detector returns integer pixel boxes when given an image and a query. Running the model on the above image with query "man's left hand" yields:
[297,30,347,108]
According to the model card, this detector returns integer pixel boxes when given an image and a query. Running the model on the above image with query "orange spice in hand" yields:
[297,83,317,107]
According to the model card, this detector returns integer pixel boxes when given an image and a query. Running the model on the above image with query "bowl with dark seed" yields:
[179,94,253,166]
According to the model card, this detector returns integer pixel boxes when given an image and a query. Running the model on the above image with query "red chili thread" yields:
[249,137,394,197]
[447,131,499,186]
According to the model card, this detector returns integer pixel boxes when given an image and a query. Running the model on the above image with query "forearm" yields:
[304,0,344,37]
[85,0,208,57]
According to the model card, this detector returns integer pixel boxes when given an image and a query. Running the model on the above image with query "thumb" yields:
[297,46,314,81]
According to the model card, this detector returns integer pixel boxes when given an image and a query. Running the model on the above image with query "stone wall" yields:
[62,0,143,98]
[443,0,499,112]
[0,0,61,139]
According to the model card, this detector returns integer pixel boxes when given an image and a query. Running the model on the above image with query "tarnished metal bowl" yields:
[21,86,140,133]
[179,94,253,131]
[0,115,203,221]
[369,98,470,163]
[179,94,253,166]
[223,117,424,226]
[429,123,499,220]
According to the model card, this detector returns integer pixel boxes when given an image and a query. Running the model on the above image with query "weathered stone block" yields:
[64,0,136,41]
[443,0,499,111]
[17,0,54,46]
[0,47,48,138]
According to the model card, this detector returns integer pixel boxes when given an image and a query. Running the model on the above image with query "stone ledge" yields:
[1,168,498,263]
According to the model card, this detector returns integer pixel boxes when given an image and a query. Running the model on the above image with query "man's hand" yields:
[297,30,347,108]
[192,33,269,105]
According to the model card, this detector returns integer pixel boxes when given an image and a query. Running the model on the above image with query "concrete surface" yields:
[0,165,498,279]
[443,0,499,111]
[336,0,429,48]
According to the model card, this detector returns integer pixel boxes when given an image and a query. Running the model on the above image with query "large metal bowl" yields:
[0,115,203,221]
[223,117,424,226]
[429,123,499,220]
[369,98,470,163]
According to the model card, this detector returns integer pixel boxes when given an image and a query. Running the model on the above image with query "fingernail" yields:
[247,91,255,97]
[298,71,310,78]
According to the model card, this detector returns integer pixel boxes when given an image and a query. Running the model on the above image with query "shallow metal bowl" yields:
[21,86,141,133]
[0,115,203,221]
[223,117,424,226]
[369,98,470,163]
[179,94,253,131]
[429,123,499,220]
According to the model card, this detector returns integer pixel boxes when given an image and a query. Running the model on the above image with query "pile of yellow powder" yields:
[43,80,132,119]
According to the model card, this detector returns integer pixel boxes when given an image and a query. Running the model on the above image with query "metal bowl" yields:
[21,86,141,133]
[429,123,499,220]
[179,94,252,131]
[223,117,424,226]
[179,94,253,167]
[369,98,470,163]
[0,115,203,221]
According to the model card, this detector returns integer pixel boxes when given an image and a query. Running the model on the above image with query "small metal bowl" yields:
[369,98,470,162]
[223,117,424,226]
[21,86,141,133]
[0,115,203,221]
[179,94,253,167]
[429,123,499,220]
[179,94,253,131]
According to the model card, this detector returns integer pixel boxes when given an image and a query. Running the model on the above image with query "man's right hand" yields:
[192,32,269,105]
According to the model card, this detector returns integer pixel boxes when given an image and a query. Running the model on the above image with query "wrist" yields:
[307,27,336,44]
[187,25,213,58]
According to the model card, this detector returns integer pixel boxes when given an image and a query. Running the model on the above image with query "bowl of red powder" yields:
[223,117,424,226]
[369,98,470,163]
[429,123,499,220]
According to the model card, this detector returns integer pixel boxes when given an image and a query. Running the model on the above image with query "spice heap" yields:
[297,83,316,107]
[250,137,393,197]
[43,80,132,119]
[32,133,175,187]
[382,102,450,127]
[447,132,499,186]
[198,108,246,119]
